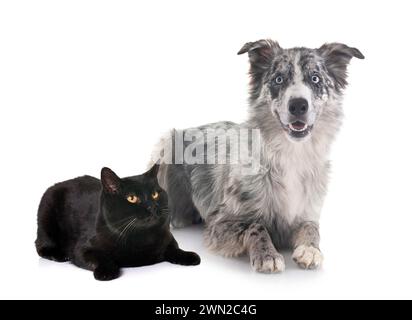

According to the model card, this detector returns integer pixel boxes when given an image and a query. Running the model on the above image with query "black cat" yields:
[35,164,200,281]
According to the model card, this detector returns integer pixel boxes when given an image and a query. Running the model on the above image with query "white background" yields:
[1,0,411,300]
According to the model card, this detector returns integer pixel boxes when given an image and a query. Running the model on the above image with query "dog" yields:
[152,39,364,273]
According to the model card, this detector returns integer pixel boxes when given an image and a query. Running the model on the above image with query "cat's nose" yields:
[146,204,156,214]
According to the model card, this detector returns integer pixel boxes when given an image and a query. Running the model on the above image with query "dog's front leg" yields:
[205,217,285,273]
[246,223,286,273]
[291,221,323,270]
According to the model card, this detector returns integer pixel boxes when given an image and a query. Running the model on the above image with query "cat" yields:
[35,164,200,281]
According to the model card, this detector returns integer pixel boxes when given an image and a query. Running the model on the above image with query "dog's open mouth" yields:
[286,121,313,139]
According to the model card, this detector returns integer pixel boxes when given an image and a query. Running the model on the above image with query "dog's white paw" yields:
[292,245,323,270]
[251,252,285,274]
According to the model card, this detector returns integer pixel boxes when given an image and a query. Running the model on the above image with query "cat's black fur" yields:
[35,164,200,281]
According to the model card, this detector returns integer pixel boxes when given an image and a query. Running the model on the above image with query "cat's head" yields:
[100,164,168,230]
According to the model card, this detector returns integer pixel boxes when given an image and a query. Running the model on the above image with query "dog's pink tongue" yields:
[291,121,306,130]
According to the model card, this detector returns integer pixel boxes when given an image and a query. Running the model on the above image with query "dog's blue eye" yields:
[275,76,284,85]
[311,75,320,84]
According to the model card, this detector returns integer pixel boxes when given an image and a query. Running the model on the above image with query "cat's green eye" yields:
[127,195,141,204]
[152,191,159,201]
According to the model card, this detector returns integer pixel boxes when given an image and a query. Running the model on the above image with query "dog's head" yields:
[238,40,364,141]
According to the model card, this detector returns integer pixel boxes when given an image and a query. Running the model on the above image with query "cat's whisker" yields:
[117,218,136,242]
[118,217,136,227]
[121,220,139,246]
[108,217,134,235]
[119,219,135,237]
[118,218,137,244]
[106,216,134,232]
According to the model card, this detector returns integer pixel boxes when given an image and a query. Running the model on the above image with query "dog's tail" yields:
[148,129,176,169]
[148,129,178,189]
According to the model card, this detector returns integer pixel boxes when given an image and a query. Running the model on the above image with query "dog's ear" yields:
[101,167,122,194]
[318,43,364,89]
[238,39,280,72]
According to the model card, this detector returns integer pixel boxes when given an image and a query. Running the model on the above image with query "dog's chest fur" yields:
[267,140,323,225]
[278,162,307,224]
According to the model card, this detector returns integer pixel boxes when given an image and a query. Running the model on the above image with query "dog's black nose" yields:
[289,98,308,116]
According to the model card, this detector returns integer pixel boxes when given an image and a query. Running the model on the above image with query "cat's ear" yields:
[144,163,160,180]
[101,167,122,194]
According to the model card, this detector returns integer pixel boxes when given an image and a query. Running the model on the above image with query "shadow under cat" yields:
[35,164,200,281]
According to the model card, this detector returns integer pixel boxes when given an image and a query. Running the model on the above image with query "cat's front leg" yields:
[164,239,201,266]
[291,221,323,270]
[93,263,120,281]
[82,248,121,281]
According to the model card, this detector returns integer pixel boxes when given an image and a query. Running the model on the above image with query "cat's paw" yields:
[37,245,69,263]
[292,245,323,270]
[168,250,201,266]
[181,252,201,266]
[93,266,121,281]
[250,251,285,274]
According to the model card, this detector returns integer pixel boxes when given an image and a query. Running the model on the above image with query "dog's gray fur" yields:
[154,40,364,272]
